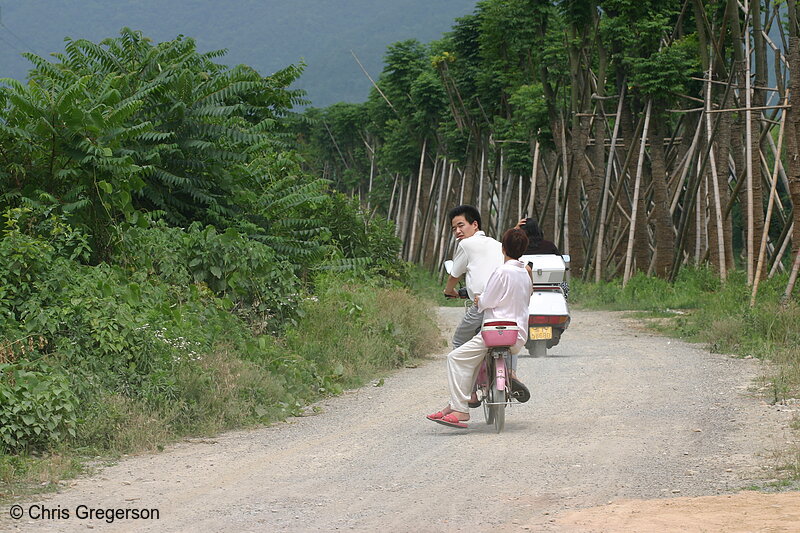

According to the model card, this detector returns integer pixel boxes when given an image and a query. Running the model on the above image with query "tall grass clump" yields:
[286,274,443,391]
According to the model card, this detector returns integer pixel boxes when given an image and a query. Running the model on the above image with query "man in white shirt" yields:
[443,205,503,349]
[428,228,532,428]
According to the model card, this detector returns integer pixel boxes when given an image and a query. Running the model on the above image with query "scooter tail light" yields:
[528,315,569,325]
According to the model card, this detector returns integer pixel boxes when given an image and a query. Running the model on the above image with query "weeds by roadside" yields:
[0,277,442,502]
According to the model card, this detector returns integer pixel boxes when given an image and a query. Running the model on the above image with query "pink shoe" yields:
[432,413,468,429]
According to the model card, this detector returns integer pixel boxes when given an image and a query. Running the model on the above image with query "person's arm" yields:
[444,275,460,297]
[444,242,468,297]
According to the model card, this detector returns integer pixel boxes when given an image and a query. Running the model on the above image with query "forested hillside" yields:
[0,0,478,106]
[294,0,800,303]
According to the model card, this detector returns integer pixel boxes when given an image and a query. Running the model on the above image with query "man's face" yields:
[451,215,479,241]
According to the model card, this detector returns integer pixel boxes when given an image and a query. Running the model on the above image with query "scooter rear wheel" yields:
[527,340,547,357]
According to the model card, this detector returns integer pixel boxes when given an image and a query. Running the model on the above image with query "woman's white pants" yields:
[446,333,524,413]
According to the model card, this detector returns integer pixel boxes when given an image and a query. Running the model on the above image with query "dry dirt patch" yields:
[550,491,800,532]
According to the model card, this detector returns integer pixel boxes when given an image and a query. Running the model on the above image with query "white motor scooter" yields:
[520,254,571,357]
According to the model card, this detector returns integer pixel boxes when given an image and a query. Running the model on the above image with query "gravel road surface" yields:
[2,308,797,532]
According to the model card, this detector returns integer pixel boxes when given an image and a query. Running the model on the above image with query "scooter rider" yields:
[428,228,533,428]
[443,205,503,348]
[443,205,530,404]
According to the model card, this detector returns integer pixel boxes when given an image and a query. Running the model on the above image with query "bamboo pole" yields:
[430,158,448,268]
[366,148,375,212]
[478,143,485,213]
[416,156,441,265]
[745,0,755,285]
[557,117,569,247]
[695,160,703,263]
[407,138,427,262]
[436,162,456,268]
[706,66,728,280]
[751,95,788,305]
[458,167,465,205]
[770,221,793,277]
[782,247,800,303]
[595,84,625,282]
[351,50,398,116]
[528,138,541,217]
[387,173,399,222]
[670,117,704,215]
[623,99,653,285]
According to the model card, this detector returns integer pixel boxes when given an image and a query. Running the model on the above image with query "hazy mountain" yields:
[0,1,478,107]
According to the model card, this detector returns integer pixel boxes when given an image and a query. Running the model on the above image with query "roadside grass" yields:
[571,267,800,481]
[0,279,443,502]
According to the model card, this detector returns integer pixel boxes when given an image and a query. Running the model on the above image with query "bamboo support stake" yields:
[478,144,485,213]
[417,157,441,265]
[670,116,704,215]
[623,99,652,285]
[752,95,788,305]
[458,167,465,205]
[387,173,399,222]
[706,67,728,280]
[430,158,448,267]
[705,104,790,112]
[745,0,755,284]
[366,150,375,212]
[351,51,397,116]
[407,138,427,262]
[528,137,541,217]
[770,222,793,277]
[557,117,569,247]
[436,162,456,268]
[595,84,625,282]
[695,161,703,263]
[782,246,800,303]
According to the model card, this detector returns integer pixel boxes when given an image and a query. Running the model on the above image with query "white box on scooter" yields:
[520,254,566,284]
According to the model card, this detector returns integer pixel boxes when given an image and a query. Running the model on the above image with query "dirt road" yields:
[2,308,799,532]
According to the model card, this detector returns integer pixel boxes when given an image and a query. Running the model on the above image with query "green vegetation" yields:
[0,30,442,500]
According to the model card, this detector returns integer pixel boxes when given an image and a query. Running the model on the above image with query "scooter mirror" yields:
[443,260,454,275]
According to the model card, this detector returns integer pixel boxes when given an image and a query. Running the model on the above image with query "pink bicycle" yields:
[475,320,518,433]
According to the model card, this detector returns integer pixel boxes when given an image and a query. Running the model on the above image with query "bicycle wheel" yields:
[490,382,506,433]
[483,359,494,425]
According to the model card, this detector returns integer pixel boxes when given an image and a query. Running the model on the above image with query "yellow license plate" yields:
[529,326,552,340]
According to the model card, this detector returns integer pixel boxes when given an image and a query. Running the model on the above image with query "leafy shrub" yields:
[0,361,77,453]
[116,222,302,332]
[316,193,407,282]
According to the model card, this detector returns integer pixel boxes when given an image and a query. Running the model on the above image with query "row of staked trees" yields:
[293,0,800,302]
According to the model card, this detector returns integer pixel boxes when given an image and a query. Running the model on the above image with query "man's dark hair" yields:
[502,228,529,259]
[447,205,482,230]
